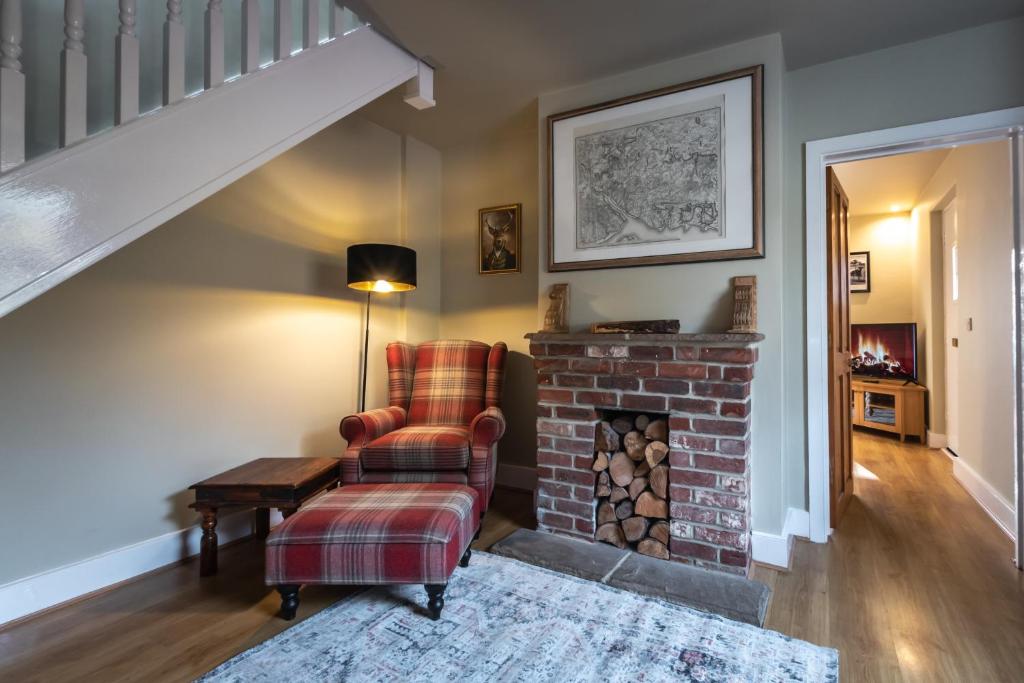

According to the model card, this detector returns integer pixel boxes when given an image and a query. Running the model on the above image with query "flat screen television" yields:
[850,322,918,381]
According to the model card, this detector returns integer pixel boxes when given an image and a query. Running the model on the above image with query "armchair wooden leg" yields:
[425,583,446,620]
[460,546,472,568]
[277,584,301,620]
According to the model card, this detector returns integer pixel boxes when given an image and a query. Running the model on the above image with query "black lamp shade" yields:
[347,243,417,292]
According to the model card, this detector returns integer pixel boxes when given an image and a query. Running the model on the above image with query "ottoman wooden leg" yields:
[459,546,472,568]
[425,584,446,620]
[277,584,301,621]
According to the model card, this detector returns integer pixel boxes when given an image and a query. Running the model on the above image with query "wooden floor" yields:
[752,430,1024,682]
[3,434,1023,682]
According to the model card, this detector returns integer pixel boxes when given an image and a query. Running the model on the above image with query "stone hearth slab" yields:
[490,529,770,626]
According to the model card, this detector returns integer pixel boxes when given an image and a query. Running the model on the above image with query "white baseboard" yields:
[927,431,947,449]
[751,507,809,569]
[0,510,258,628]
[952,458,1016,541]
[497,464,537,491]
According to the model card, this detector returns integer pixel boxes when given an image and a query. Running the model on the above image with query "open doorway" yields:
[804,107,1024,565]
[826,140,1018,548]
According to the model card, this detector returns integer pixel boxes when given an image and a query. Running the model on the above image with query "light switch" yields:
[952,338,959,347]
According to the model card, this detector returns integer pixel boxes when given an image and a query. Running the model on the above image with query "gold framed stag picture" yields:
[479,203,522,274]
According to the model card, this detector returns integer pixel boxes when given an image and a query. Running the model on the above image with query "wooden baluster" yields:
[205,0,224,89]
[302,0,318,49]
[60,0,86,147]
[274,0,292,61]
[115,0,138,125]
[241,0,260,74]
[163,0,184,105]
[0,0,25,172]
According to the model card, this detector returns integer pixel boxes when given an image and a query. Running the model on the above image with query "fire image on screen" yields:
[850,323,917,381]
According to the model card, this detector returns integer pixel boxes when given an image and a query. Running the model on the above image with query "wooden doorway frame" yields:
[804,106,1024,568]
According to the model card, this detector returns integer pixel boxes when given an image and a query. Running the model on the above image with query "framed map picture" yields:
[547,65,763,271]
[479,203,522,274]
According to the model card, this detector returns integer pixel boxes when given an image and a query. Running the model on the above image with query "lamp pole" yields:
[360,290,371,413]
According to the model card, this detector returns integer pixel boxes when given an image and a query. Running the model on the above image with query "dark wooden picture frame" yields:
[479,203,522,274]
[546,65,764,272]
[849,251,871,293]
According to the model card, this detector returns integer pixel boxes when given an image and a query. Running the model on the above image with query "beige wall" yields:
[781,17,1024,514]
[914,139,1015,501]
[0,116,442,585]
[439,105,540,469]
[848,213,916,325]
[537,34,789,533]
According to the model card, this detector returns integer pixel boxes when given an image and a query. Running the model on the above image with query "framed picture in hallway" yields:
[479,204,522,274]
[546,65,764,272]
[849,251,871,292]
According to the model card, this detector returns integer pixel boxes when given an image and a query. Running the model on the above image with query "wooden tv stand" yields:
[851,378,926,442]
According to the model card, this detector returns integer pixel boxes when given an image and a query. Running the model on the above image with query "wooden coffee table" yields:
[189,457,340,577]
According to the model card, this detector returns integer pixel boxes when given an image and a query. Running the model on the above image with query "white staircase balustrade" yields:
[0,2,435,318]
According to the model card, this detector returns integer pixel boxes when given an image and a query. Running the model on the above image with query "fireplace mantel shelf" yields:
[526,331,765,344]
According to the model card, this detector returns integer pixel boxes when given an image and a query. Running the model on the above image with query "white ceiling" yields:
[832,149,951,216]
[351,0,1024,148]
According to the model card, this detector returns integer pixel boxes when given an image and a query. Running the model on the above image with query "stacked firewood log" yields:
[593,414,671,559]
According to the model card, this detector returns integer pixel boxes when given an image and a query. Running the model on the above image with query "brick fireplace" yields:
[528,332,763,575]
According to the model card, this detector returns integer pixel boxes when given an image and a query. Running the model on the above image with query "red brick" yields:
[574,518,595,534]
[538,420,574,436]
[692,382,750,400]
[536,466,554,480]
[537,450,573,467]
[586,344,629,358]
[534,358,569,372]
[693,489,745,511]
[529,343,547,356]
[556,406,598,421]
[693,418,748,437]
[629,345,674,360]
[723,366,754,383]
[676,346,699,360]
[658,362,707,380]
[556,374,595,388]
[671,434,716,451]
[706,365,722,380]
[575,391,619,407]
[672,504,717,524]
[574,423,596,439]
[537,388,574,404]
[572,485,595,502]
[694,526,744,549]
[536,404,553,418]
[612,361,657,377]
[700,347,757,363]
[622,394,667,411]
[719,511,746,530]
[720,401,750,418]
[694,453,746,473]
[536,435,553,449]
[670,469,716,487]
[670,539,717,561]
[536,495,555,510]
[553,467,594,486]
[668,485,692,503]
[536,373,553,385]
[597,375,640,391]
[720,549,749,567]
[718,438,749,456]
[668,416,691,432]
[538,510,574,530]
[573,454,595,470]
[721,476,747,494]
[554,498,595,517]
[538,480,572,499]
[570,358,613,374]
[548,343,586,356]
[553,437,596,455]
[669,397,717,414]
[645,379,691,395]
[668,451,692,468]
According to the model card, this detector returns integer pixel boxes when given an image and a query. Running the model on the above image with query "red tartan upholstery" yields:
[340,340,507,511]
[265,484,480,586]
[362,426,471,471]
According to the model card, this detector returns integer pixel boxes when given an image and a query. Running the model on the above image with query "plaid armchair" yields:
[340,340,508,511]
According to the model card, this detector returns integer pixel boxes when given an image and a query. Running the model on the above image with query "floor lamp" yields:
[347,244,417,413]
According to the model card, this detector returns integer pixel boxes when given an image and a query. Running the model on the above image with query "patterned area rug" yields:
[199,553,837,682]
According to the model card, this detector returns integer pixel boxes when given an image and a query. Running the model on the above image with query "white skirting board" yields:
[496,463,537,491]
[927,431,948,449]
[951,457,1016,541]
[0,509,268,628]
[750,507,810,569]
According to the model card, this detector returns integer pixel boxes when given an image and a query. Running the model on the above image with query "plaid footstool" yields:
[265,483,481,621]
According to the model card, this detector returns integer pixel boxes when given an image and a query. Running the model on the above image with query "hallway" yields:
[754,431,1024,681]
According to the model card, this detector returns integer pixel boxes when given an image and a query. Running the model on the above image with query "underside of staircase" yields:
[0,11,431,318]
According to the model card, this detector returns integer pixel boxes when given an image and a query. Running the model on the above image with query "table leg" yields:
[199,508,218,577]
[254,508,271,539]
